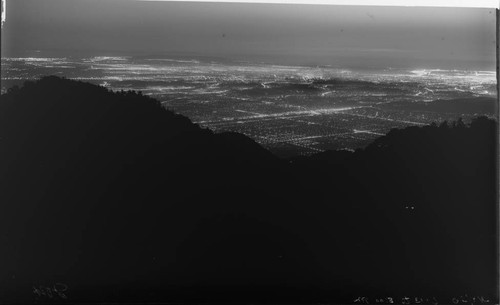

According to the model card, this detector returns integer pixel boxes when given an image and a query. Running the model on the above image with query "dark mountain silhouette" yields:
[0,76,497,304]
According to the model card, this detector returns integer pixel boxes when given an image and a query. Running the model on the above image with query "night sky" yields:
[1,0,497,69]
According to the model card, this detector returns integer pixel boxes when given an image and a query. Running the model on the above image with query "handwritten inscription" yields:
[354,295,490,305]
[32,283,68,300]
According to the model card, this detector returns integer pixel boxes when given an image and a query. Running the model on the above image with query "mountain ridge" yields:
[0,76,497,304]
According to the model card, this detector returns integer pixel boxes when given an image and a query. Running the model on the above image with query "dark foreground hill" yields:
[0,77,497,304]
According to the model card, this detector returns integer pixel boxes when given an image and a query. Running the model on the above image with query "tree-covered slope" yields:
[0,77,497,304]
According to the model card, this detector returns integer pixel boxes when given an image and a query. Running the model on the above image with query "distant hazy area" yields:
[1,0,497,70]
